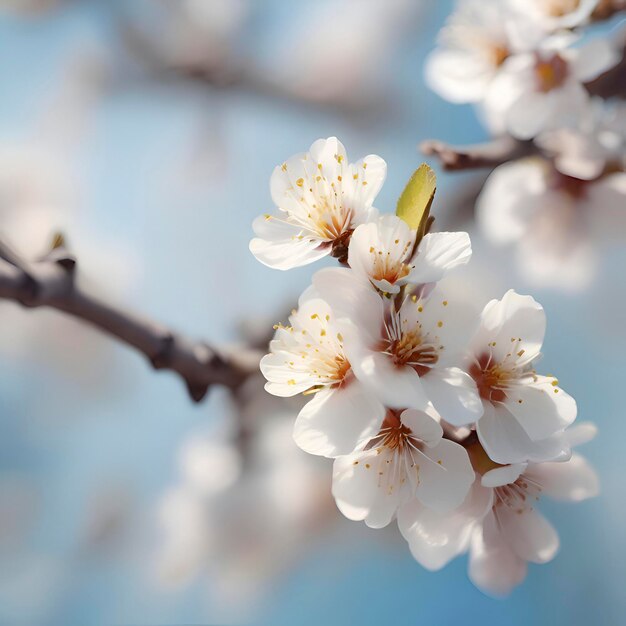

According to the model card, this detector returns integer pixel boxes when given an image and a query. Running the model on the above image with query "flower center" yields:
[469,353,515,403]
[380,311,440,375]
[489,44,509,67]
[534,53,569,92]
[545,0,580,17]
[368,240,414,285]
[364,410,418,452]
[494,475,542,514]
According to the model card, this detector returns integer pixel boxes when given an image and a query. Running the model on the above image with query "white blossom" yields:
[250,137,386,270]
[314,267,483,424]
[536,97,626,180]
[508,0,600,30]
[465,289,577,464]
[260,290,385,458]
[425,0,543,104]
[399,423,599,595]
[348,214,471,294]
[482,33,620,139]
[333,408,474,528]
[477,157,626,290]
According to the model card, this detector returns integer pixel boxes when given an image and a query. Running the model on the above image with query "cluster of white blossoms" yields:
[250,137,599,596]
[426,0,626,290]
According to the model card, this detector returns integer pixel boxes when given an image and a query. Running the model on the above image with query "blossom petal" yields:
[564,422,597,448]
[351,350,429,410]
[471,289,545,365]
[572,37,621,82]
[496,505,559,564]
[469,511,528,597]
[481,463,527,488]
[408,232,472,285]
[400,408,443,448]
[504,375,577,441]
[332,448,404,529]
[477,403,571,464]
[313,267,382,340]
[398,478,493,571]
[526,453,599,501]
[421,366,483,427]
[415,439,475,513]
[250,214,329,270]
[477,159,546,245]
[425,49,495,103]
[293,380,384,458]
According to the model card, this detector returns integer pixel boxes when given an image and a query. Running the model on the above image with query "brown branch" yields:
[0,240,257,402]
[420,136,534,171]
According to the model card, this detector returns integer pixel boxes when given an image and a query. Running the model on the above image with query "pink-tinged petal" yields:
[293,380,385,458]
[400,409,443,448]
[407,232,472,285]
[421,367,483,427]
[477,403,571,464]
[469,511,527,597]
[472,289,545,365]
[332,448,404,529]
[415,439,475,513]
[526,453,599,501]
[398,478,493,571]
[496,505,559,564]
[504,375,577,441]
[481,463,527,488]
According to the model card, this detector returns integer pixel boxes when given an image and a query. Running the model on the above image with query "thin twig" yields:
[0,240,257,402]
[420,136,534,171]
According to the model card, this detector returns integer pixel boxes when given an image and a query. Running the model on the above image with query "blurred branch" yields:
[0,238,258,402]
[422,38,626,171]
[114,9,390,119]
[420,136,534,171]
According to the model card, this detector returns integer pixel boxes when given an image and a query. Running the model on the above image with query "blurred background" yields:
[0,1,624,624]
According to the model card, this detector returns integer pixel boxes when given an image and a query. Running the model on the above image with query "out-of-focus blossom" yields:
[135,0,249,74]
[536,97,626,179]
[466,290,577,463]
[477,157,626,290]
[273,0,420,106]
[425,0,542,104]
[333,408,474,528]
[250,137,386,270]
[400,423,599,596]
[509,0,600,30]
[482,33,621,138]
[154,394,335,617]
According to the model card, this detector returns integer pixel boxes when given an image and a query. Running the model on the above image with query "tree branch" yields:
[420,136,534,171]
[0,240,258,402]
